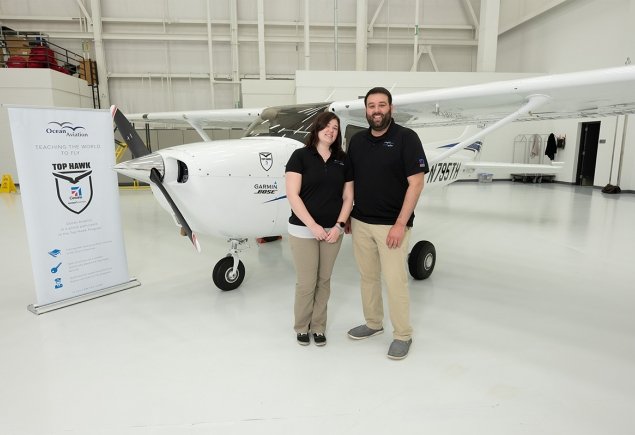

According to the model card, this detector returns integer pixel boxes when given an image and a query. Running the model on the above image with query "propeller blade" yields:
[149,168,201,253]
[110,105,151,158]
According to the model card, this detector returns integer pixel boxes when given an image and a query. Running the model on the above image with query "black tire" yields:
[212,257,245,291]
[408,240,436,280]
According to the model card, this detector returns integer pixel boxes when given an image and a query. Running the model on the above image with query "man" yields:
[346,87,429,360]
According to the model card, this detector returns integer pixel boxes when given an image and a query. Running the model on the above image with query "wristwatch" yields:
[337,221,345,233]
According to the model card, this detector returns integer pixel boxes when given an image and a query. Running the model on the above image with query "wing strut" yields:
[184,116,212,142]
[428,94,551,166]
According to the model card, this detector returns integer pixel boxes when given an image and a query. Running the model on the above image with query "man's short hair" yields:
[364,87,393,106]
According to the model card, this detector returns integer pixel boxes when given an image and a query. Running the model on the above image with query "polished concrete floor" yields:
[1,182,634,434]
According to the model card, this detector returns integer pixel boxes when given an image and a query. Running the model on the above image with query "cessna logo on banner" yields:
[259,152,273,171]
[52,166,94,214]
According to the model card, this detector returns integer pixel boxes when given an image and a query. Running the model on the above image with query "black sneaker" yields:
[297,332,310,346]
[313,333,327,346]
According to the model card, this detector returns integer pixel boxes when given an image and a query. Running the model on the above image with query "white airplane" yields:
[112,65,635,291]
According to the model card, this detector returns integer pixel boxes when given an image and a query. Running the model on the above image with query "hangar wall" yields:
[497,0,635,189]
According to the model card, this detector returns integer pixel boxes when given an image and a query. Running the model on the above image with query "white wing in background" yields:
[127,108,265,142]
[329,66,635,128]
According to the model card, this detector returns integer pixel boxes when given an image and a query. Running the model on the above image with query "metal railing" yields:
[1,30,100,108]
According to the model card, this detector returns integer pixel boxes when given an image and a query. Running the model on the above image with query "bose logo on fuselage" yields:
[427,162,461,183]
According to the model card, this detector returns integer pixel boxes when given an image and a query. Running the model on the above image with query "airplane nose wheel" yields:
[408,240,436,280]
[213,257,245,291]
[213,238,248,291]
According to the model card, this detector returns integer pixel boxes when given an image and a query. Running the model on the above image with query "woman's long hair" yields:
[305,111,344,159]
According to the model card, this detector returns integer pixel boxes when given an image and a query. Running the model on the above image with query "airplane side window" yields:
[344,125,366,151]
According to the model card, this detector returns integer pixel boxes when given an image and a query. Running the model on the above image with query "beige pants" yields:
[289,234,343,334]
[351,218,412,340]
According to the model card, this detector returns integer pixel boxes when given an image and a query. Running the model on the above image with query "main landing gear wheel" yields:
[212,257,245,291]
[408,240,436,280]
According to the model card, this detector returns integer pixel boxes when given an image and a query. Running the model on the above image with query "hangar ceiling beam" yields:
[0,14,474,38]
[304,0,310,70]
[89,0,110,108]
[11,30,476,48]
[476,0,499,72]
[461,0,479,36]
[367,0,385,37]
[356,0,367,71]
[411,0,420,72]
[206,0,215,109]
[73,0,92,27]
[229,0,240,107]
[257,0,266,80]
[427,46,439,72]
[0,15,474,32]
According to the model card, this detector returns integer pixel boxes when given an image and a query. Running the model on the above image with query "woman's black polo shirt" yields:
[285,147,353,227]
[348,120,429,227]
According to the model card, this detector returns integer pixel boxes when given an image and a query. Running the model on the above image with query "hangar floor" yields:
[1,181,634,435]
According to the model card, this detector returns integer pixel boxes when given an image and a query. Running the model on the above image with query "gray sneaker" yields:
[347,324,384,340]
[387,339,412,360]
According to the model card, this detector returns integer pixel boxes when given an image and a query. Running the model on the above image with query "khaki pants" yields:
[289,234,343,334]
[351,218,412,340]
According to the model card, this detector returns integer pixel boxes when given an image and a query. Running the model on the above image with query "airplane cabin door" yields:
[575,121,600,186]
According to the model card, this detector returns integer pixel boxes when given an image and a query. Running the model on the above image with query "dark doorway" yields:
[575,121,600,186]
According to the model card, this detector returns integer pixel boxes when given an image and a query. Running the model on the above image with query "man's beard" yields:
[367,109,392,131]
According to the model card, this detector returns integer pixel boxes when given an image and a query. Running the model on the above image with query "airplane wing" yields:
[126,107,265,142]
[124,66,635,132]
[329,66,635,128]
[330,66,635,165]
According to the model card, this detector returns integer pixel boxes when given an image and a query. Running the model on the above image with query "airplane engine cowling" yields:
[154,136,302,239]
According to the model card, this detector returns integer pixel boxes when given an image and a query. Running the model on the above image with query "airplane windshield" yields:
[245,103,329,143]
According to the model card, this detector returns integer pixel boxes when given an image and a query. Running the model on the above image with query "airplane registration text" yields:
[427,162,461,184]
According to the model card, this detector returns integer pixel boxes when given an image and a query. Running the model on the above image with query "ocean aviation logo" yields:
[46,121,88,137]
[51,162,93,214]
[259,152,273,171]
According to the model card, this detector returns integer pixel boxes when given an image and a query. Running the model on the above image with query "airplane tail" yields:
[110,105,152,158]
[426,125,483,160]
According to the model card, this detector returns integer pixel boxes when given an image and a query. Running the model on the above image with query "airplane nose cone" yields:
[114,152,165,183]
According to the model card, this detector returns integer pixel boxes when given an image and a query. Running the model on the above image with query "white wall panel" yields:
[498,0,631,73]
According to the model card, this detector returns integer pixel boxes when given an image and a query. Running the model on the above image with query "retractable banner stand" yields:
[8,106,139,314]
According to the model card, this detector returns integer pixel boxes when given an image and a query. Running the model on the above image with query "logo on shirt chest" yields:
[382,141,395,148]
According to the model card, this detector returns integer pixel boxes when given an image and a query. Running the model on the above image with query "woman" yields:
[285,111,353,346]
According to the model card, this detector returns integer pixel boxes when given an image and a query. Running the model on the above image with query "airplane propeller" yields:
[111,106,151,158]
[111,105,201,253]
[149,167,201,253]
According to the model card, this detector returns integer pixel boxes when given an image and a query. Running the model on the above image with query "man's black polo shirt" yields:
[285,147,353,227]
[348,120,429,227]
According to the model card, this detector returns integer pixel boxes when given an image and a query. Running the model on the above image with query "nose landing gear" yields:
[213,238,248,291]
